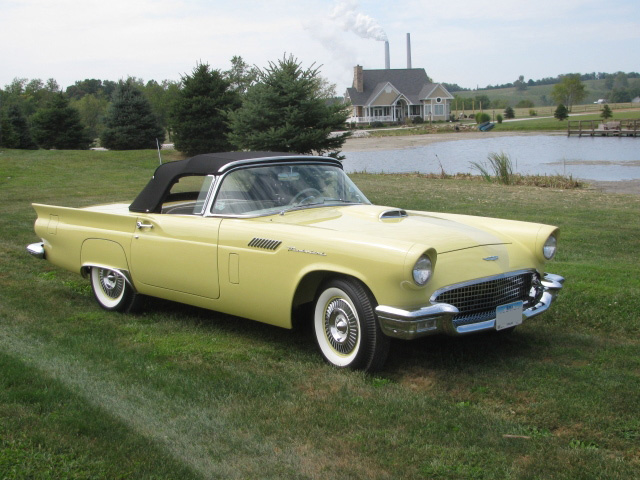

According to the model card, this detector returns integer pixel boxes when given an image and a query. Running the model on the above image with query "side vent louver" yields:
[248,238,282,250]
[379,209,408,220]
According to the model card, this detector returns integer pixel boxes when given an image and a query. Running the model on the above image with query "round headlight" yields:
[413,255,433,286]
[543,234,557,260]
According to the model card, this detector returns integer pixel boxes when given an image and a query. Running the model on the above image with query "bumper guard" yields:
[376,272,564,340]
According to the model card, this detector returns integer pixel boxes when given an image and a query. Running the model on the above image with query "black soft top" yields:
[129,151,342,213]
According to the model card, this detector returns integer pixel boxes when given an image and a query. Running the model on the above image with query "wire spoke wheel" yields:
[314,278,390,371]
[90,267,140,312]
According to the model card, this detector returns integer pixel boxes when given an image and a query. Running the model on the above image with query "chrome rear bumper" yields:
[26,242,45,259]
[376,272,564,340]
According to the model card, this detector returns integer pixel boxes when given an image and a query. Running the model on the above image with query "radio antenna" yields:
[156,138,163,165]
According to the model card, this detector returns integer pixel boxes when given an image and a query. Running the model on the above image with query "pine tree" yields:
[504,106,515,119]
[171,63,241,156]
[554,104,569,121]
[600,104,613,120]
[227,55,351,158]
[3,105,37,149]
[101,80,164,150]
[31,93,90,149]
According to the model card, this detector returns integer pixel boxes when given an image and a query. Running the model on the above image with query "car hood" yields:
[266,204,510,253]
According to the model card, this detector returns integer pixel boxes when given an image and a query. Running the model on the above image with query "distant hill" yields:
[454,79,613,107]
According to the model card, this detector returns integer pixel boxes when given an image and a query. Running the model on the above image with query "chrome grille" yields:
[433,272,535,327]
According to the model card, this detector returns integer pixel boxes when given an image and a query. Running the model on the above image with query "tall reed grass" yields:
[470,151,514,184]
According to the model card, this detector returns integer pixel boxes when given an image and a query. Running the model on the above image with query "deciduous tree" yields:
[551,74,586,111]
[143,80,180,141]
[223,56,258,96]
[227,55,350,158]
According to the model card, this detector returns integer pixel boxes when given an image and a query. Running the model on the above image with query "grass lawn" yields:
[1,149,639,479]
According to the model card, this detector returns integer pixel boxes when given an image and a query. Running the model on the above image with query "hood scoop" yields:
[379,209,408,221]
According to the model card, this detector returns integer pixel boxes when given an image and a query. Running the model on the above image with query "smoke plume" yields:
[330,0,387,42]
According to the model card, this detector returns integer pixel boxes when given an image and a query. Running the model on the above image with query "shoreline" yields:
[342,131,640,195]
[342,130,563,152]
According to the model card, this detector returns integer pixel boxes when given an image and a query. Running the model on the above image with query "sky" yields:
[1,0,639,93]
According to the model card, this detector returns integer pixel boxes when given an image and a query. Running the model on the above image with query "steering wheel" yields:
[289,188,321,206]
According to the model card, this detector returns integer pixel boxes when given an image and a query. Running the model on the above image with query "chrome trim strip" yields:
[217,156,340,173]
[377,271,564,340]
[81,264,137,292]
[26,242,45,259]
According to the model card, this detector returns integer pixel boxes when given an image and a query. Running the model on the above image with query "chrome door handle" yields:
[136,221,153,229]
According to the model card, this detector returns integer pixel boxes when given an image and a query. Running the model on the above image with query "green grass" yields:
[1,149,639,479]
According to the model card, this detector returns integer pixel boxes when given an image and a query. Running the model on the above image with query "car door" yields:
[130,214,222,299]
[129,174,221,299]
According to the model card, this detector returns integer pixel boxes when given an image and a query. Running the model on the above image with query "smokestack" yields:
[406,33,412,69]
[384,40,390,69]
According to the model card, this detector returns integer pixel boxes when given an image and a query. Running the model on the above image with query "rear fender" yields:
[80,239,135,289]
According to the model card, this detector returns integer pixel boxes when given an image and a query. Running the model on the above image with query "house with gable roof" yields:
[345,66,454,124]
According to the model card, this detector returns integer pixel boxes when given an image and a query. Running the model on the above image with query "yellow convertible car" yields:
[27,152,564,371]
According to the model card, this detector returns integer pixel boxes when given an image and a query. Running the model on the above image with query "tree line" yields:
[453,71,640,112]
[0,55,350,158]
[445,71,640,92]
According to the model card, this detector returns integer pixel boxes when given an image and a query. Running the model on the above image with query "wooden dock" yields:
[568,119,640,137]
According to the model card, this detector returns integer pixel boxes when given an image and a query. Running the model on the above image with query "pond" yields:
[342,135,640,181]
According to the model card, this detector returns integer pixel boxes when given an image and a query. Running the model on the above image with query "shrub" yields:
[475,112,490,124]
[496,114,503,124]
[516,100,535,108]
[504,106,515,119]
[529,109,537,116]
[370,121,384,128]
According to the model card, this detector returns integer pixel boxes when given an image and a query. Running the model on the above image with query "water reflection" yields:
[342,135,640,181]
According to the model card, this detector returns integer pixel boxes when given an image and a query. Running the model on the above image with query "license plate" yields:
[495,301,523,330]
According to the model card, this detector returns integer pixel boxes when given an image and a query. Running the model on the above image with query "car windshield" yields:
[211,163,370,216]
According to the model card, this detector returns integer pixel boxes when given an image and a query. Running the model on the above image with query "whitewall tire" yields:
[314,278,389,372]
[90,267,139,313]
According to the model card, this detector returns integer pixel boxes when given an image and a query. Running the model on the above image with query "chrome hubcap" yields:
[324,299,358,354]
[99,269,124,299]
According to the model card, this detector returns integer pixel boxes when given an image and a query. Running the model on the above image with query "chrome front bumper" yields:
[376,272,565,340]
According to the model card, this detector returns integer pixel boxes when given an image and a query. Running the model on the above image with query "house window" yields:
[372,107,390,117]
[410,105,421,116]
[424,104,432,116]
[434,104,444,116]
